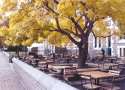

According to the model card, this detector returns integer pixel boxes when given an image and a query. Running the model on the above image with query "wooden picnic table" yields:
[77,68,99,72]
[107,57,117,63]
[52,65,71,70]
[38,60,53,64]
[51,65,72,72]
[38,61,47,64]
[79,71,114,84]
[52,63,73,66]
[46,60,54,64]
[104,63,119,69]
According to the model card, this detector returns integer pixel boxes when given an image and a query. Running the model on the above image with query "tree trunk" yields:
[16,46,20,58]
[24,46,27,57]
[78,41,88,68]
[16,50,19,57]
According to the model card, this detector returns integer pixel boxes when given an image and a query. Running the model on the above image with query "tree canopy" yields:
[0,0,125,66]
[0,0,125,46]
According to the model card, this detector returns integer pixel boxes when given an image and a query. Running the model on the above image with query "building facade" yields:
[88,33,125,57]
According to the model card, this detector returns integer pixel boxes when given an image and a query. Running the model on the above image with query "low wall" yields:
[3,51,10,57]
[12,58,78,90]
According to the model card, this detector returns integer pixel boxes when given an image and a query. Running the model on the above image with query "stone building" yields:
[88,17,125,58]
[88,33,125,58]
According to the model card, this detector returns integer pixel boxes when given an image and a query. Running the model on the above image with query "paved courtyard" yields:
[0,52,26,90]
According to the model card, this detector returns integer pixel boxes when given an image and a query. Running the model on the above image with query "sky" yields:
[0,1,3,6]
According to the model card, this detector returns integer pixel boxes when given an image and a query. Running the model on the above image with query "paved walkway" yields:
[0,52,26,90]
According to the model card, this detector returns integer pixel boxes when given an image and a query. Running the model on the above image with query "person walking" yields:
[101,48,105,61]
[9,55,14,63]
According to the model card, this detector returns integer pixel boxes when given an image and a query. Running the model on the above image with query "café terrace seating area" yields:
[14,51,125,90]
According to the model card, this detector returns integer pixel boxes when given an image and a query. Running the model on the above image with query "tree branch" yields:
[92,31,96,37]
[70,17,85,36]
[49,29,79,45]
[80,1,89,11]
[55,17,61,29]
[59,30,80,45]
[94,16,106,22]
[49,29,80,37]
[76,15,83,23]
[85,21,94,36]
[75,27,79,36]
[43,1,58,15]
[50,18,79,45]
[54,0,59,4]
[55,17,80,38]
[63,28,81,38]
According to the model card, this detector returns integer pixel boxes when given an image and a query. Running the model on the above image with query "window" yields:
[94,37,97,48]
[99,38,101,48]
[108,36,111,47]
[124,48,125,56]
[120,48,122,57]
[108,48,111,56]
[119,48,125,57]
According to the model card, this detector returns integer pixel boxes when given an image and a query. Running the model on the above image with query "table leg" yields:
[109,66,112,70]
[111,59,113,63]
[95,79,99,85]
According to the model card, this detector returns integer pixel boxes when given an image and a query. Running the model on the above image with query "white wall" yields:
[12,58,78,90]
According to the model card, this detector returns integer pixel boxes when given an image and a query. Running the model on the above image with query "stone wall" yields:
[12,58,78,90]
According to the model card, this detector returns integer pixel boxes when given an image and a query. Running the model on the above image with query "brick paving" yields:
[0,52,26,90]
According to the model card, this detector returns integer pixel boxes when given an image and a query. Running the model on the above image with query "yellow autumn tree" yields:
[1,0,125,67]
[28,0,125,67]
[0,0,17,13]
[4,2,45,47]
